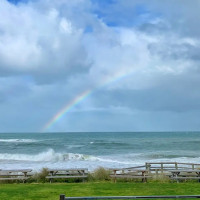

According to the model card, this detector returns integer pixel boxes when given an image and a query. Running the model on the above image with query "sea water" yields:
[0,132,200,171]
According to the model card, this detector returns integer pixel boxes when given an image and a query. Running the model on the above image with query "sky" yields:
[1,0,200,132]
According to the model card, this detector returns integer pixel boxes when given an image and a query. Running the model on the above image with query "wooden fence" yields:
[60,195,200,200]
[145,162,200,174]
[109,162,200,182]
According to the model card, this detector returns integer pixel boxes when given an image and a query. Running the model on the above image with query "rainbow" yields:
[42,89,92,132]
[41,69,135,132]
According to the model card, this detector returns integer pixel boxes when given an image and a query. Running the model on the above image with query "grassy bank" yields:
[0,182,200,200]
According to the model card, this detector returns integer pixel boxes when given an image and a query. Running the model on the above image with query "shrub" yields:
[92,167,111,181]
[152,174,170,182]
[33,168,49,183]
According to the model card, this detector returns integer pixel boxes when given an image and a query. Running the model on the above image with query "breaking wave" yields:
[0,149,138,165]
[0,149,99,162]
[0,139,37,143]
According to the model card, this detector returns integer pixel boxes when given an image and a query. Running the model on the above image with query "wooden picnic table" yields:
[46,168,88,183]
[110,168,148,175]
[0,169,32,182]
[47,168,88,176]
[110,168,151,182]
[169,169,200,182]
[170,169,200,176]
[0,169,32,176]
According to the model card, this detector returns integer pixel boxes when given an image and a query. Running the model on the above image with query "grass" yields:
[0,182,200,200]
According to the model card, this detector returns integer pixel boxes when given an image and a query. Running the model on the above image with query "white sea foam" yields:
[0,139,37,143]
[0,149,99,162]
[0,149,143,165]
[0,149,199,166]
[65,144,85,149]
[0,149,199,171]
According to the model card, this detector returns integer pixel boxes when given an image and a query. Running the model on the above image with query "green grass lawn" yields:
[0,182,200,200]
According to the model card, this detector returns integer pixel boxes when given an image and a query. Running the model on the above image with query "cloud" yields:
[0,0,90,83]
[1,0,200,132]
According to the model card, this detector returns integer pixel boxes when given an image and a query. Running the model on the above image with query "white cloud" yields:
[0,0,89,82]
[1,0,200,131]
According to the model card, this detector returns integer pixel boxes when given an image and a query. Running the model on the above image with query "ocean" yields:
[0,132,200,172]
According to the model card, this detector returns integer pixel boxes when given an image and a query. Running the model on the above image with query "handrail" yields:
[109,166,146,171]
[60,195,200,200]
[145,162,200,172]
[124,166,146,170]
[146,162,200,165]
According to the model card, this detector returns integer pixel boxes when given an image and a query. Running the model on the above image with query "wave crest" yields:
[0,139,37,143]
[0,149,98,162]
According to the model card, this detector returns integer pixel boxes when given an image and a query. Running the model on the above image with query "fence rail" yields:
[60,195,200,200]
[145,162,200,169]
[145,162,200,174]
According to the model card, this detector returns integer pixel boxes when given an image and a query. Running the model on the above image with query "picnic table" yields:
[169,169,200,182]
[110,168,152,182]
[0,169,32,182]
[46,168,88,183]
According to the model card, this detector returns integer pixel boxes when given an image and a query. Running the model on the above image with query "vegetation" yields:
[32,168,49,183]
[0,182,200,200]
[90,167,111,181]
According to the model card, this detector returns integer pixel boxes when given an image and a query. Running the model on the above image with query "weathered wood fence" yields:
[60,195,200,200]
[109,162,200,182]
[145,162,200,175]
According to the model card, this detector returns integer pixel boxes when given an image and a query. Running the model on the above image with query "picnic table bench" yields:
[109,167,152,182]
[0,169,32,183]
[46,168,88,183]
[169,170,200,182]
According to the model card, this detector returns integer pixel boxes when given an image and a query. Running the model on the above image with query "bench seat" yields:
[0,177,29,180]
[171,177,200,180]
[46,175,88,179]
[110,175,152,179]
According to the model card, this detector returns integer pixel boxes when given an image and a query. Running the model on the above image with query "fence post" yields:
[145,163,151,174]
[155,169,158,178]
[145,162,148,169]
[175,162,178,169]
[60,194,65,200]
[192,164,195,170]
[114,170,117,183]
[161,163,163,174]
